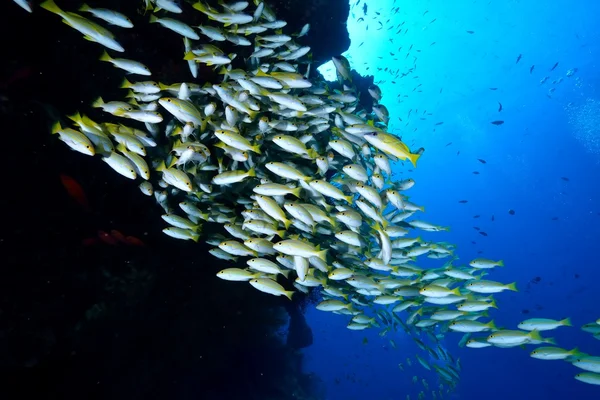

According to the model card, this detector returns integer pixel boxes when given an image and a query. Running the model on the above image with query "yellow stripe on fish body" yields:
[101,151,137,179]
[249,278,294,300]
[216,268,261,281]
[159,98,203,126]
[163,227,199,242]
[271,135,317,158]
[51,122,95,156]
[214,130,261,154]
[273,239,327,261]
[465,280,517,294]
[308,180,353,203]
[255,195,292,229]
[155,162,193,192]
[115,143,149,179]
[265,162,310,181]
[364,132,420,167]
[218,240,257,257]
[329,139,356,159]
[253,183,302,197]
[212,167,255,185]
[355,183,382,208]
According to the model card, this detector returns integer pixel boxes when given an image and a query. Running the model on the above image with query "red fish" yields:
[124,236,146,247]
[97,230,118,245]
[82,237,99,246]
[110,229,129,244]
[59,174,91,212]
[0,66,33,89]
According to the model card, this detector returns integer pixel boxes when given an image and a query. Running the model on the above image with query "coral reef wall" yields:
[0,1,349,399]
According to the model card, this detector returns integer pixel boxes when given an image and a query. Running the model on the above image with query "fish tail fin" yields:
[78,3,91,12]
[91,96,104,108]
[183,51,195,61]
[276,230,286,239]
[50,121,62,134]
[40,0,63,15]
[570,347,582,356]
[192,1,208,13]
[284,290,295,301]
[280,269,291,279]
[247,167,256,177]
[345,195,354,204]
[115,142,127,154]
[490,299,498,309]
[316,248,328,261]
[328,217,338,229]
[251,144,262,154]
[191,232,200,243]
[506,282,518,292]
[168,156,179,168]
[291,187,302,198]
[307,148,318,159]
[451,287,462,296]
[120,78,133,89]
[528,329,543,342]
[67,112,82,124]
[155,160,166,172]
[488,320,497,331]
[282,218,292,230]
[497,260,505,267]
[560,317,572,327]
[148,14,159,23]
[99,50,112,62]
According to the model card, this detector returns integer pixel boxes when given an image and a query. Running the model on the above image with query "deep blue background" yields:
[311,1,600,399]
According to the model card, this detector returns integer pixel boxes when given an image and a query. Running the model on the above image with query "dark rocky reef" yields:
[0,0,351,399]
[267,0,351,67]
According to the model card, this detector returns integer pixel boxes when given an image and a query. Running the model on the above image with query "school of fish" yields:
[14,0,600,394]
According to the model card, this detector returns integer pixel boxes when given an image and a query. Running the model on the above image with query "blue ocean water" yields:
[311,1,600,399]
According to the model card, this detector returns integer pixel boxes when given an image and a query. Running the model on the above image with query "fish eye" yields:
[167,99,172,102]
[130,169,135,173]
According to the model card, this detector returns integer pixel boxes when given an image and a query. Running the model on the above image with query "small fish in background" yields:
[473,171,480,174]
[458,200,468,204]
[491,120,504,125]
[477,159,487,164]
[498,102,502,112]
[550,62,559,71]
[561,176,570,181]
[508,209,516,215]
[59,174,91,212]
[516,54,522,63]
[530,65,535,74]
[466,30,474,34]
